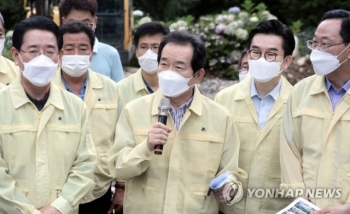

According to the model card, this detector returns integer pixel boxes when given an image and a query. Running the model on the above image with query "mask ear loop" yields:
[278,57,288,74]
[188,72,199,88]
[337,43,350,66]
[17,52,26,73]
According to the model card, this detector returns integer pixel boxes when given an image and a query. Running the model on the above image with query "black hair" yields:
[59,0,97,17]
[60,20,95,49]
[238,48,248,70]
[133,22,170,47]
[246,19,295,57]
[321,9,350,43]
[12,16,62,51]
[158,31,206,73]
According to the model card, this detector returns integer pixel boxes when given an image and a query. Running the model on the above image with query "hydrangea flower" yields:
[178,26,188,31]
[138,17,152,26]
[169,20,188,31]
[236,20,244,28]
[224,22,237,36]
[219,57,225,63]
[133,10,144,17]
[215,15,228,24]
[228,6,240,14]
[169,23,178,31]
[208,23,216,29]
[200,16,212,22]
[235,28,248,40]
[177,20,188,27]
[229,50,242,62]
[238,12,249,20]
[227,14,235,22]
[249,17,259,22]
[163,4,279,77]
[209,59,218,66]
[215,23,227,34]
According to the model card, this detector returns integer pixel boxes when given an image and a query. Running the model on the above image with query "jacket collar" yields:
[151,86,202,116]
[0,56,10,73]
[87,68,103,89]
[93,37,99,53]
[233,75,292,103]
[309,75,328,96]
[133,68,149,93]
[54,68,103,90]
[11,75,64,110]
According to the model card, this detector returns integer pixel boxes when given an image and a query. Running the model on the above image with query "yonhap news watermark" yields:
[246,188,342,198]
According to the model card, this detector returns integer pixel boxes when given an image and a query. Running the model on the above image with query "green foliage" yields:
[262,0,350,31]
[289,20,303,34]
[2,30,13,60]
[165,0,277,80]
[133,0,200,22]
[0,0,26,30]
[241,0,255,14]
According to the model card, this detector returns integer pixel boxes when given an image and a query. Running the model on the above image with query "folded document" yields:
[276,197,320,214]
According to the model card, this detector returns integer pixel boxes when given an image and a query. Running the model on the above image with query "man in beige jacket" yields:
[281,9,350,213]
[0,16,96,214]
[109,31,246,214]
[215,20,295,213]
[54,21,120,214]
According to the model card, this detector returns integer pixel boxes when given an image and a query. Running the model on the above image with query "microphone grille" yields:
[159,97,170,108]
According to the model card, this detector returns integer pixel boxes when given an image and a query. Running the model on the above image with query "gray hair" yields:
[0,12,4,28]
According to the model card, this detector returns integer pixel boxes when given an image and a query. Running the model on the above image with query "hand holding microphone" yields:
[147,97,172,155]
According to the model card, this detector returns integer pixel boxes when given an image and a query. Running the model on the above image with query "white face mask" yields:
[0,39,5,54]
[138,49,158,74]
[248,58,284,83]
[310,46,349,76]
[158,70,195,97]
[239,71,250,82]
[61,55,91,77]
[19,54,58,87]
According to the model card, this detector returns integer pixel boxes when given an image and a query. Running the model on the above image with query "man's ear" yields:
[61,17,66,24]
[194,68,205,83]
[282,55,293,70]
[11,47,20,66]
[92,16,98,31]
[346,44,350,60]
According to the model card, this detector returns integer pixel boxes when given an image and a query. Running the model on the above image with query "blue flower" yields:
[228,6,240,14]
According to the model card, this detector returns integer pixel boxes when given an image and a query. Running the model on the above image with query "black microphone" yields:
[154,97,170,155]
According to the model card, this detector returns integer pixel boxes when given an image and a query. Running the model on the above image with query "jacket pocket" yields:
[15,180,33,196]
[91,103,118,145]
[181,133,224,181]
[15,180,34,203]
[183,184,218,214]
[46,125,81,169]
[337,163,350,203]
[142,178,163,214]
[133,129,148,145]
[260,168,290,212]
[51,178,66,202]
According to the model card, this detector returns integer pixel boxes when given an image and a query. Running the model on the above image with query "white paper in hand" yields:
[210,171,231,190]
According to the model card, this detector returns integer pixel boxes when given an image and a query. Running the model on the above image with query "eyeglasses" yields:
[20,49,58,59]
[137,46,159,54]
[306,40,347,52]
[247,49,278,62]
